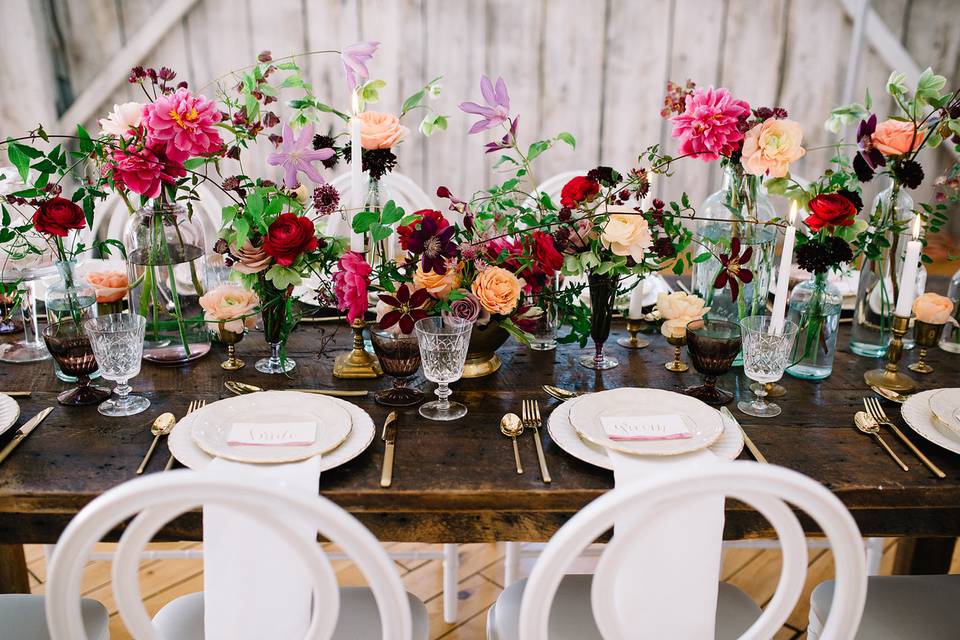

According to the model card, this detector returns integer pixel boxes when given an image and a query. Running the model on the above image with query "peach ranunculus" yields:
[359,111,408,150]
[912,292,957,326]
[471,266,522,316]
[740,118,806,178]
[199,284,260,334]
[230,238,272,274]
[85,271,129,303]
[872,119,925,156]
[656,291,710,338]
[600,210,653,262]
[414,263,462,298]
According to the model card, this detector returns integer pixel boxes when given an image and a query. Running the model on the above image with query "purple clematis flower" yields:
[460,75,510,134]
[267,123,335,189]
[341,41,379,93]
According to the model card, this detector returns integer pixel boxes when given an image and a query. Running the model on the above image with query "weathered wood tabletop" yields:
[1,301,959,591]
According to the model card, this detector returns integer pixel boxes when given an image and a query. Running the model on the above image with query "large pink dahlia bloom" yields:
[670,87,750,162]
[143,88,223,163]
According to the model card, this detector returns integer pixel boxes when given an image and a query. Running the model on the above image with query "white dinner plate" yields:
[568,388,725,456]
[548,395,743,470]
[902,389,960,455]
[169,393,374,470]
[0,393,21,438]
[928,388,960,438]
[189,391,353,464]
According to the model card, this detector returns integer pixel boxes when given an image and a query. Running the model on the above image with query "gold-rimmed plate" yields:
[928,388,960,438]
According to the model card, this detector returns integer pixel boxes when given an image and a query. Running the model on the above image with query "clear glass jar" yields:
[124,202,211,364]
[363,177,395,269]
[529,275,559,351]
[785,272,842,380]
[45,260,98,382]
[939,265,960,353]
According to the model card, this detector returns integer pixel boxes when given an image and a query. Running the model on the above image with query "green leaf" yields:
[556,132,576,149]
[526,140,551,163]
[361,79,386,105]
[401,89,426,115]
[370,224,392,242]
[265,265,302,289]
[6,142,29,182]
[278,75,305,89]
[247,192,265,218]
[76,125,93,154]
[380,200,404,225]
[183,157,206,170]
[692,252,712,264]
[886,70,908,97]
[351,209,379,233]
[397,213,419,227]
[916,67,947,103]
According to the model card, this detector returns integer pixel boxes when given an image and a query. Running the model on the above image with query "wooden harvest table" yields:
[2,301,960,592]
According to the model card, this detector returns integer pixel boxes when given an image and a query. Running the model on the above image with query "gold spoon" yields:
[137,413,176,475]
[500,413,524,474]
[854,411,908,471]
[224,381,368,397]
[870,384,909,404]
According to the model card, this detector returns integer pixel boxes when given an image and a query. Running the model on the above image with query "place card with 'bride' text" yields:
[600,415,692,441]
[227,422,318,447]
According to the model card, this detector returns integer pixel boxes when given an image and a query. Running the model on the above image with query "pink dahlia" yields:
[143,88,223,163]
[106,146,186,199]
[670,87,750,162]
[333,251,372,324]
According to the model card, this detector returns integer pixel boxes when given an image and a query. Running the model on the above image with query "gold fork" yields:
[864,397,945,478]
[522,399,552,483]
[163,400,206,471]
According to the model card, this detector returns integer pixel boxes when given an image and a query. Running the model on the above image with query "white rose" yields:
[98,102,144,138]
[656,291,710,338]
[600,211,652,262]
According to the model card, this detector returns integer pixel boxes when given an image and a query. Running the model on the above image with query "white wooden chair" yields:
[44,469,428,640]
[488,462,867,639]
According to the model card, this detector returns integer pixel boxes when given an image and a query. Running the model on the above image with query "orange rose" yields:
[740,119,805,178]
[471,266,522,316]
[912,292,956,325]
[359,111,408,150]
[872,119,924,156]
[199,284,260,334]
[413,263,462,298]
[85,271,128,303]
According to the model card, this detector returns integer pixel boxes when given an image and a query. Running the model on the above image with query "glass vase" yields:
[46,260,98,382]
[124,202,211,364]
[529,277,559,351]
[939,265,960,354]
[579,273,619,370]
[785,272,842,380]
[363,176,396,269]
[256,277,295,374]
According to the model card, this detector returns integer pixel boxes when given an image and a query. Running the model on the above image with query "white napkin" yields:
[604,447,725,638]
[203,455,322,640]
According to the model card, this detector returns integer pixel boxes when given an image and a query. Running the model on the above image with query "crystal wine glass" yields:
[685,318,742,406]
[738,315,798,418]
[414,316,473,421]
[83,313,150,417]
[370,327,424,407]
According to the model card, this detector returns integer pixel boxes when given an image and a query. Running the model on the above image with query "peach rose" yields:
[414,263,462,298]
[471,266,522,316]
[230,238,272,274]
[872,119,924,156]
[199,284,260,333]
[359,111,408,150]
[741,119,806,178]
[656,291,710,338]
[912,292,957,325]
[85,271,128,303]
[601,211,652,262]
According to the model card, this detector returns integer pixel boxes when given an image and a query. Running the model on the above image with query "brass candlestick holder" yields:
[908,320,944,374]
[334,318,383,379]
[864,314,916,392]
[664,333,688,372]
[617,319,649,349]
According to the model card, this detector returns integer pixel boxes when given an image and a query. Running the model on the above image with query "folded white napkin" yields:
[203,455,322,640]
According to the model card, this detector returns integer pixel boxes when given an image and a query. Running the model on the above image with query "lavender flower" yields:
[460,75,510,134]
[267,123,334,189]
[341,41,379,93]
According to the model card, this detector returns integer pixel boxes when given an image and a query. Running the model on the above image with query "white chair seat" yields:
[0,594,108,640]
[486,575,761,639]
[153,588,429,639]
[810,575,960,639]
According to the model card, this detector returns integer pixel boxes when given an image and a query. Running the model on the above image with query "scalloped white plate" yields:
[0,393,20,438]
[902,389,960,455]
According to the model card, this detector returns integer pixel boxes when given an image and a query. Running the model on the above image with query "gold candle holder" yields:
[750,382,786,398]
[216,324,246,371]
[908,320,944,374]
[864,314,917,392]
[333,318,383,379]
[664,333,688,372]
[617,319,650,349]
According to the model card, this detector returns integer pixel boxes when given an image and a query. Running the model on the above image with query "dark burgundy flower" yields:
[400,209,457,274]
[856,114,886,174]
[33,197,86,237]
[397,209,449,250]
[312,134,340,169]
[653,236,676,258]
[836,189,863,212]
[713,237,754,302]
[805,193,857,232]
[378,283,432,334]
[796,236,853,274]
[312,184,340,215]
[892,159,924,189]
[484,116,519,154]
[560,176,600,208]
[587,166,619,186]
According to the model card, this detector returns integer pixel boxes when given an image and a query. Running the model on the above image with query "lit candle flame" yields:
[788,200,798,226]
[912,214,922,240]
[351,90,361,116]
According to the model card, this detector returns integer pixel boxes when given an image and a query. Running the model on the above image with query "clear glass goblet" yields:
[414,316,473,421]
[83,313,150,417]
[738,315,798,418]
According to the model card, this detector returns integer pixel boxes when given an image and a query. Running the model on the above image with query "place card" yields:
[600,415,692,441]
[226,422,318,447]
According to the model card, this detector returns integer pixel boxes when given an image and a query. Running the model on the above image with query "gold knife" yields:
[0,391,31,398]
[720,407,767,464]
[0,407,54,465]
[380,411,398,488]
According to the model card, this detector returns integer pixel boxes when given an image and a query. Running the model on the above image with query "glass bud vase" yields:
[939,265,960,353]
[256,278,296,374]
[46,260,98,382]
[785,272,842,380]
[124,202,211,364]
[529,275,559,351]
[362,176,396,269]
[579,273,620,370]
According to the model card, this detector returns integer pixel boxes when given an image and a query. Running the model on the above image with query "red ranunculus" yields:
[396,209,449,251]
[805,193,857,232]
[33,197,86,237]
[263,212,318,266]
[559,176,600,209]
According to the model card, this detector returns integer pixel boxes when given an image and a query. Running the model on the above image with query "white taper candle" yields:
[894,215,923,317]
[769,201,798,335]
[349,90,364,253]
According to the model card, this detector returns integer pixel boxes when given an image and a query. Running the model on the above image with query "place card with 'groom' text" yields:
[227,422,318,447]
[600,415,692,441]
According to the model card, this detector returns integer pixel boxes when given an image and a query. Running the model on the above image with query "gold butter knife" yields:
[380,411,398,488]
[720,407,767,464]
[224,381,368,397]
[0,391,31,398]
[0,407,54,465]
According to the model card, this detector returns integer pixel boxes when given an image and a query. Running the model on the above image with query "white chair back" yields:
[44,469,412,640]
[517,462,866,640]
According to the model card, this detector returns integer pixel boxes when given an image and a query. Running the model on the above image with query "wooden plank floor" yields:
[24,540,960,638]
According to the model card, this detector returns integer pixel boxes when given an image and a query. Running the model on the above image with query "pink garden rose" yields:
[358,111,408,149]
[106,146,185,199]
[671,86,750,162]
[740,119,806,178]
[333,251,372,324]
[872,119,925,156]
[143,88,223,163]
[85,271,129,303]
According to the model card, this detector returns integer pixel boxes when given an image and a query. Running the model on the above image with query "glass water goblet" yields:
[84,313,150,417]
[414,317,473,421]
[738,316,798,418]
[370,327,424,407]
[41,320,110,406]
[685,319,742,406]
